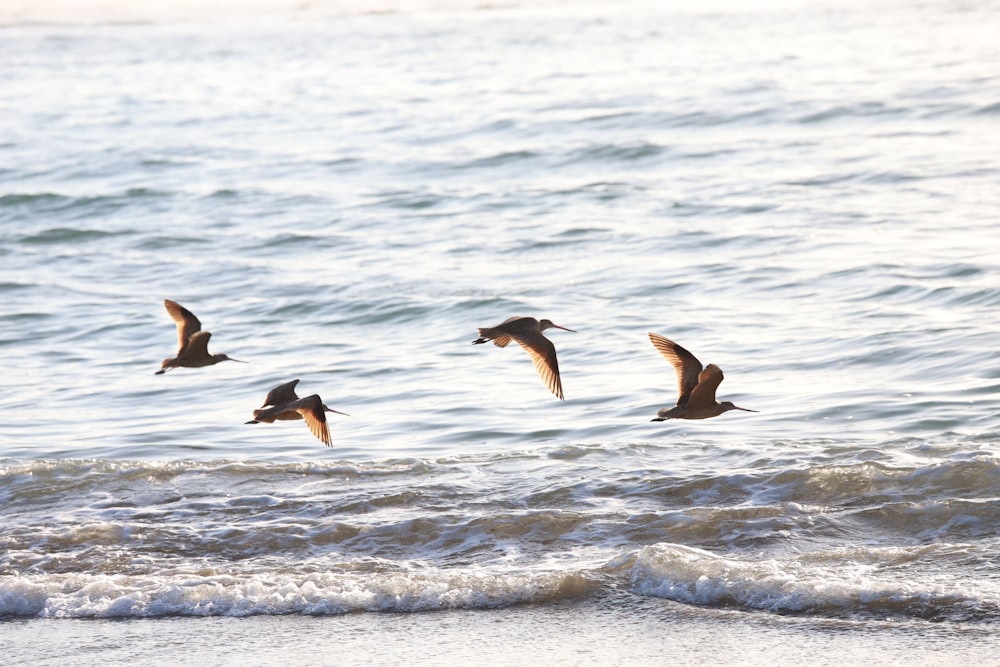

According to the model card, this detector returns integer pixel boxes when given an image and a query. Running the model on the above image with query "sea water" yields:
[2,0,1000,663]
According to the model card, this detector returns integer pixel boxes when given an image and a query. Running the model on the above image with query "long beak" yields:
[734,406,758,412]
[650,417,666,422]
[229,358,248,364]
[551,323,576,333]
[245,419,259,424]
[324,407,350,417]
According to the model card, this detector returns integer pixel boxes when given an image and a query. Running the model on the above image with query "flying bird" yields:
[246,379,348,447]
[473,316,575,400]
[648,332,756,420]
[156,299,245,374]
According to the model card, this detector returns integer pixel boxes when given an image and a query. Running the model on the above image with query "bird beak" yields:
[324,407,350,416]
[230,358,248,364]
[650,417,666,422]
[245,419,259,424]
[550,323,576,332]
[734,406,758,412]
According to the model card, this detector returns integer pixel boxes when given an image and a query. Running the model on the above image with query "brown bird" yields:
[156,299,245,374]
[245,379,348,447]
[473,316,575,400]
[648,332,757,420]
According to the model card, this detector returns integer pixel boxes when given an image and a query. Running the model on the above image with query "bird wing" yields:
[491,334,513,348]
[295,395,333,447]
[477,316,529,347]
[687,364,725,409]
[184,331,213,360]
[164,299,201,355]
[512,329,564,400]
[495,316,536,348]
[261,379,300,408]
[648,333,703,407]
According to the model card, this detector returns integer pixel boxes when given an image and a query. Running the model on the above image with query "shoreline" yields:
[5,595,994,666]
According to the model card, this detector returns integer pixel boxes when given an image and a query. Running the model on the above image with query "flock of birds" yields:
[155,299,757,447]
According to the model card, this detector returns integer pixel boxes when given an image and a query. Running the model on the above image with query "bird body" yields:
[473,316,575,400]
[648,332,756,420]
[156,299,245,374]
[246,379,347,447]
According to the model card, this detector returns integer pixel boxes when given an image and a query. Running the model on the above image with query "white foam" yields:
[0,567,593,618]
[630,542,1000,619]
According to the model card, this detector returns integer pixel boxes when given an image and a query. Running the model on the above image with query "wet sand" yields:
[5,595,994,666]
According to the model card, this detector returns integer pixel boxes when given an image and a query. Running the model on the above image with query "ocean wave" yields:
[2,189,172,230]
[456,150,541,170]
[796,102,901,124]
[5,453,1000,579]
[558,142,668,165]
[973,101,1000,116]
[4,538,997,621]
[7,453,999,512]
[630,543,1000,622]
[19,227,123,244]
[0,566,597,619]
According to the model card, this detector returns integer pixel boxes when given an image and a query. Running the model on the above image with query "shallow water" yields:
[2,0,1000,660]
[5,600,1000,667]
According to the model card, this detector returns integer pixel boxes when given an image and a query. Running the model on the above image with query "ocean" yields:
[2,0,1000,663]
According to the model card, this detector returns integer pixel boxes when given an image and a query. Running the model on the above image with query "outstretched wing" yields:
[648,332,703,407]
[295,394,333,447]
[164,299,201,355]
[512,329,565,400]
[261,379,300,408]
